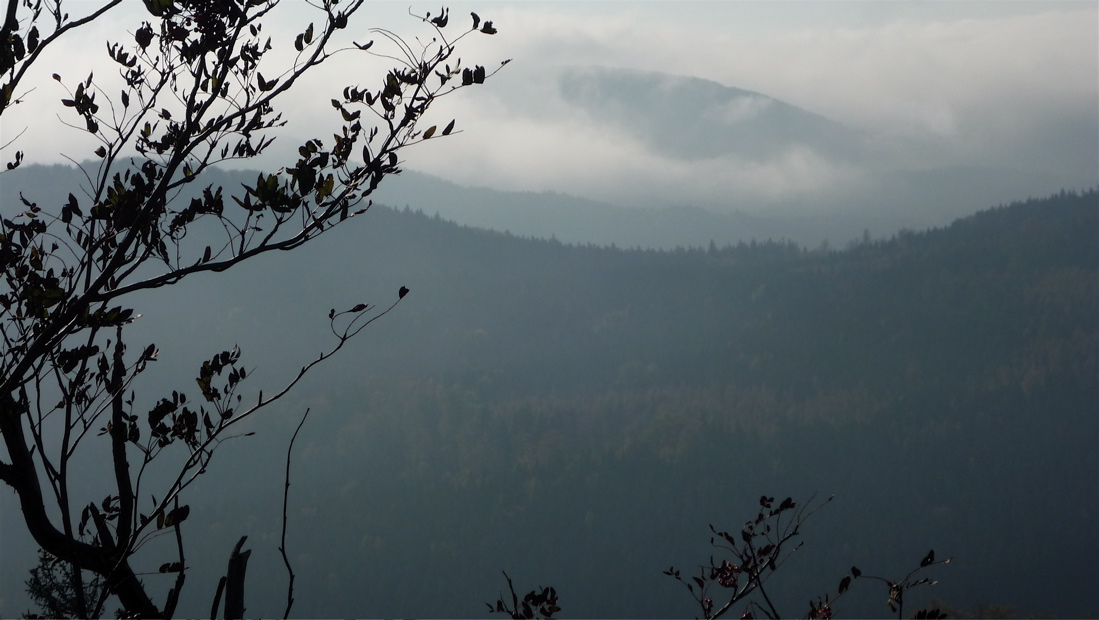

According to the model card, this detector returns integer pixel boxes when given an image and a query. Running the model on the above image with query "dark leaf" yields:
[10,34,24,60]
[143,0,174,17]
[921,549,935,567]
[430,7,448,28]
[167,504,190,525]
[257,72,278,92]
[135,22,154,49]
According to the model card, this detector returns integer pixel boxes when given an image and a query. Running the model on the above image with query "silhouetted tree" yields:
[23,548,106,619]
[0,1,502,616]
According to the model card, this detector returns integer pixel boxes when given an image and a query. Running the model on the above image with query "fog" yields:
[5,2,1096,214]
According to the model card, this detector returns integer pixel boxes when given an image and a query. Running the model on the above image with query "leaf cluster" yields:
[665,495,951,620]
[665,495,827,619]
[23,548,107,619]
[811,549,951,619]
[488,572,561,619]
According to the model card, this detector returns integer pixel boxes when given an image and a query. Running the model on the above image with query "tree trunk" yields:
[223,536,251,620]
[0,396,160,617]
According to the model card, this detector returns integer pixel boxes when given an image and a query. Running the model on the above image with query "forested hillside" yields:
[1,165,1095,618]
[269,190,1096,618]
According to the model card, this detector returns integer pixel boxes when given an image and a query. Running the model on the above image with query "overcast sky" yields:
[4,1,1096,212]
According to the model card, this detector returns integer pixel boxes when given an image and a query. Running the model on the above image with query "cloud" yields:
[402,3,1097,209]
[406,68,872,211]
[4,2,1094,215]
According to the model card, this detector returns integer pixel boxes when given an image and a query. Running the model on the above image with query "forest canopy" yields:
[5,156,1093,616]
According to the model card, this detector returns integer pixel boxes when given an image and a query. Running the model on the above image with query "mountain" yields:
[556,65,867,163]
[1,164,1096,618]
[6,162,1063,252]
[440,65,1094,227]
[371,165,1086,249]
[190,188,1097,618]
[361,67,1091,248]
[371,169,828,248]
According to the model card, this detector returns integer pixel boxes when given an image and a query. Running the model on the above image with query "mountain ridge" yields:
[457,63,1095,217]
[555,65,867,162]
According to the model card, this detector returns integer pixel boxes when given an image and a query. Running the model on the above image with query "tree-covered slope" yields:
[205,188,1096,618]
[1,164,1095,617]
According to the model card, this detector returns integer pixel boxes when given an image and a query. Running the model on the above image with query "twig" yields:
[279,407,312,619]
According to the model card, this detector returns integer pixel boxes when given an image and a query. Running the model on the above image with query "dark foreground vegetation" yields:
[0,0,504,615]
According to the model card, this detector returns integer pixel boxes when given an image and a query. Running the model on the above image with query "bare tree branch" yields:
[278,407,311,619]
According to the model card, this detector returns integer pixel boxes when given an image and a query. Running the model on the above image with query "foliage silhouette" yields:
[666,495,951,619]
[0,1,501,616]
[22,548,107,619]
[487,572,561,619]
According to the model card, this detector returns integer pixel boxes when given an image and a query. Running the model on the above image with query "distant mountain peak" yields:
[556,65,864,162]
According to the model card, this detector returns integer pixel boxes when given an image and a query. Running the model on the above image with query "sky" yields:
[3,1,1096,213]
